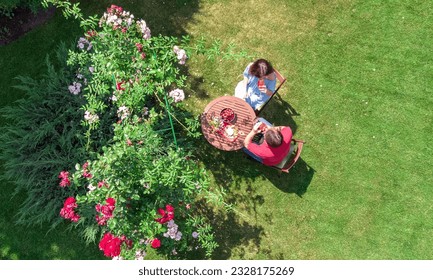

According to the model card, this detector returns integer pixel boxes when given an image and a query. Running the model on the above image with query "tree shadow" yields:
[187,200,265,260]
[135,0,200,36]
[78,0,201,37]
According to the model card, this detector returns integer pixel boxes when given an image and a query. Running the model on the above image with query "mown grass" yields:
[1,0,432,259]
[184,0,433,259]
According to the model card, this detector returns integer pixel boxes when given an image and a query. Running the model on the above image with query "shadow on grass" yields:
[259,93,300,135]
[79,0,201,37]
[262,158,315,197]
[211,210,264,260]
[0,168,102,260]
[191,85,314,258]
[186,74,209,100]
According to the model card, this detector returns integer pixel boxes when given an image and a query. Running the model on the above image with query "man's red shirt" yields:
[247,127,293,166]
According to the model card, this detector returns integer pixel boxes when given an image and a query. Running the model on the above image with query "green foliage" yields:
[0,26,11,40]
[68,122,214,258]
[2,0,250,260]
[0,0,43,17]
[183,35,252,61]
[0,43,89,225]
[38,1,229,259]
[42,0,98,30]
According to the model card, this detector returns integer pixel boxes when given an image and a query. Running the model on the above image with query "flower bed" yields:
[44,1,219,259]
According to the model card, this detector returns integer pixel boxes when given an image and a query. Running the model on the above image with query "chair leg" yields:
[277,169,283,177]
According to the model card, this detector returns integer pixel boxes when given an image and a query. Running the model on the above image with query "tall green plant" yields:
[0,43,95,225]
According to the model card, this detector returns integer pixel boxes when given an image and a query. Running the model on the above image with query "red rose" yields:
[151,238,161,249]
[95,198,116,225]
[157,208,165,216]
[135,43,143,52]
[101,205,114,217]
[96,215,107,226]
[58,171,69,179]
[99,232,122,257]
[86,30,97,38]
[59,178,70,187]
[58,171,71,187]
[106,197,116,206]
[82,162,92,178]
[60,197,80,222]
[155,204,175,224]
[63,197,77,207]
[116,81,125,91]
[108,5,123,14]
[83,171,92,178]
[70,213,80,222]
[98,181,109,188]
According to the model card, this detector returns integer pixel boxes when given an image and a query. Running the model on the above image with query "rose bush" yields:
[41,1,226,259]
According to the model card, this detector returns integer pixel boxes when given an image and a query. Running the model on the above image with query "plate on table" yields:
[222,125,238,141]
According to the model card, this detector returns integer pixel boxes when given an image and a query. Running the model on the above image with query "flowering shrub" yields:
[39,0,228,259]
[60,120,216,259]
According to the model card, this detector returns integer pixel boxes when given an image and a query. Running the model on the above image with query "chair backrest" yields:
[273,138,305,173]
[255,68,286,115]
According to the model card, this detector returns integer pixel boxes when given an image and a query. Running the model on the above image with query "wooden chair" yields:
[271,138,305,173]
[255,68,286,115]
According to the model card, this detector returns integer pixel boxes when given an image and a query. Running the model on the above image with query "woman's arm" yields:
[243,76,249,96]
[263,72,277,96]
[258,85,274,97]
[264,88,274,96]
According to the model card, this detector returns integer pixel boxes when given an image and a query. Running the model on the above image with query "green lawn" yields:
[1,0,432,259]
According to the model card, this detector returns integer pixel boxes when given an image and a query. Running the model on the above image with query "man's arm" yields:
[244,123,262,148]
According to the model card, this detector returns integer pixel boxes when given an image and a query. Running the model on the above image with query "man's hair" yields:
[265,128,283,147]
[249,59,274,78]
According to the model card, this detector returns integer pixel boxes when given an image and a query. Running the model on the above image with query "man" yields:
[243,120,293,166]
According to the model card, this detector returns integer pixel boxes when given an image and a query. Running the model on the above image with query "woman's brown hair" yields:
[249,59,274,78]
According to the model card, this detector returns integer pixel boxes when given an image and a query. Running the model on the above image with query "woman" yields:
[234,59,277,110]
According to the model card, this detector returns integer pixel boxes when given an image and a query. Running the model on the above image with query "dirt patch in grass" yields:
[0,7,56,46]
